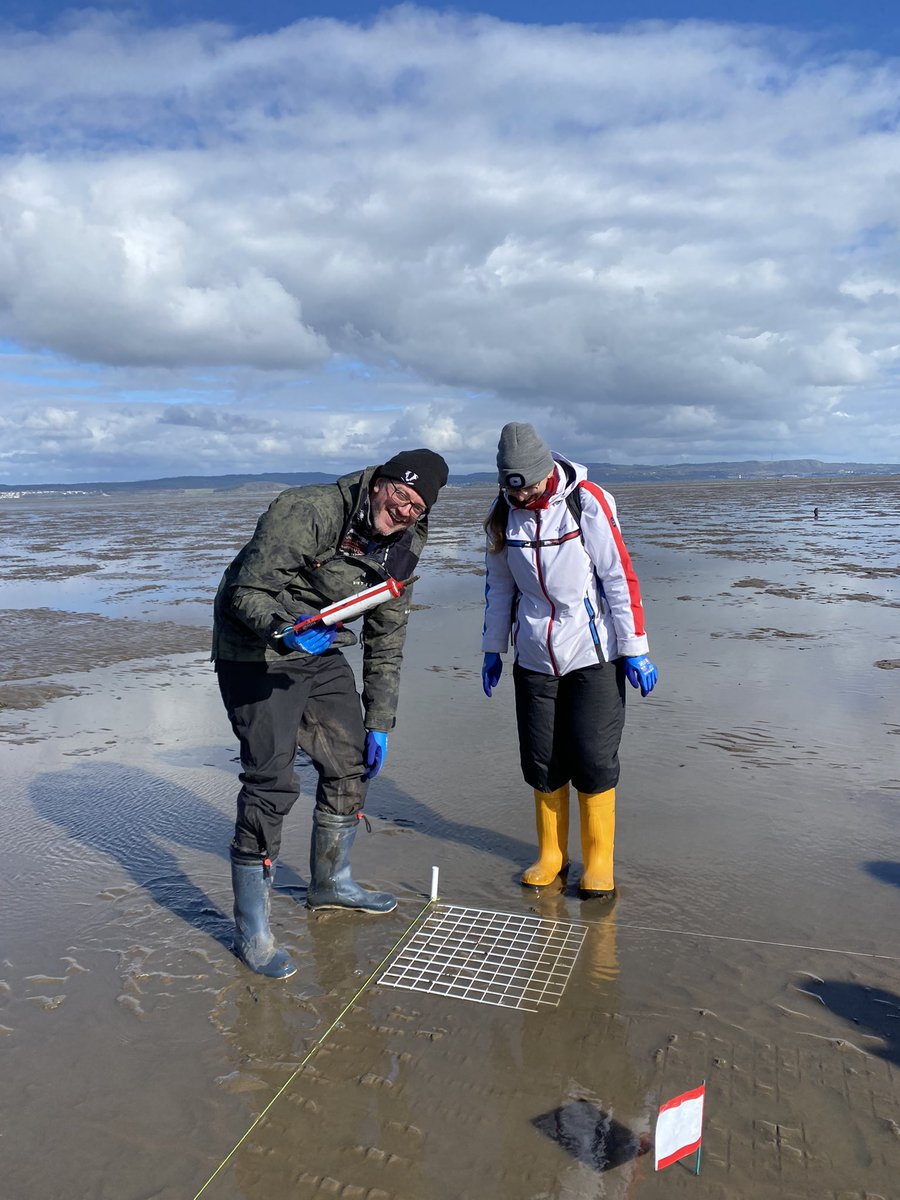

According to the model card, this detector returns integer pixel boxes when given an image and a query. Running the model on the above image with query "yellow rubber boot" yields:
[521,786,570,887]
[578,788,616,900]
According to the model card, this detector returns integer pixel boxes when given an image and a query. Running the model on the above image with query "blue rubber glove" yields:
[482,652,503,698]
[281,622,338,655]
[364,731,388,779]
[623,654,658,697]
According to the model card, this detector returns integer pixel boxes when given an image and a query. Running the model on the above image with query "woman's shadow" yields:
[32,760,242,952]
[367,777,541,877]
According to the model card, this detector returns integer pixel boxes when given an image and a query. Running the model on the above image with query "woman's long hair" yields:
[484,491,509,554]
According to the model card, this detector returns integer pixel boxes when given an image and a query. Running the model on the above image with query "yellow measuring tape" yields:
[192,896,437,1199]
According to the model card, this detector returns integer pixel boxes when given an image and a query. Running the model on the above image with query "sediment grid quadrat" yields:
[379,904,587,1011]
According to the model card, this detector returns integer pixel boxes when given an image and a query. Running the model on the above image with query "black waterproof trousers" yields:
[217,651,368,863]
[513,660,626,794]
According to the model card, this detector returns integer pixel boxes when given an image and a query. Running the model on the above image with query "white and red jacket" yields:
[481,454,649,676]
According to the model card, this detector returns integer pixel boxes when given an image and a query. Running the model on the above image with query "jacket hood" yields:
[550,453,588,501]
[335,465,377,517]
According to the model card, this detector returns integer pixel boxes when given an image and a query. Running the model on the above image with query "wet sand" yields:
[1,479,898,1198]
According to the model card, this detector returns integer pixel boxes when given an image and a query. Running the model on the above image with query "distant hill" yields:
[0,471,337,495]
[457,458,900,486]
[2,459,898,495]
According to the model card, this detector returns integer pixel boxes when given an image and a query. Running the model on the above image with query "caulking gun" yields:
[278,574,419,637]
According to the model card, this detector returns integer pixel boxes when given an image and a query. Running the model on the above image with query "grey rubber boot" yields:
[231,855,297,979]
[307,811,397,913]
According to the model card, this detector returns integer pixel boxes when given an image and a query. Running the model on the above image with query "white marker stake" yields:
[430,866,439,901]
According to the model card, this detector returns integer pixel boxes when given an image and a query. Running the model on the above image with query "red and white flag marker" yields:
[654,1081,706,1173]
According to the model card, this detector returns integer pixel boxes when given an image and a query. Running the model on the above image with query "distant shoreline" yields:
[3,458,899,495]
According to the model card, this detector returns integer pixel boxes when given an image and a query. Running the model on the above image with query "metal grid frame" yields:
[379,904,587,1011]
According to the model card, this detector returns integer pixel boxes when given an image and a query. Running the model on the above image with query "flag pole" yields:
[695,1079,706,1175]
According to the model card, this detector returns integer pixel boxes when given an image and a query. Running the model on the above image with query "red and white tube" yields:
[292,577,406,633]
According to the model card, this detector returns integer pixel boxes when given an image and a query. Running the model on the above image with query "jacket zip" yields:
[534,510,560,676]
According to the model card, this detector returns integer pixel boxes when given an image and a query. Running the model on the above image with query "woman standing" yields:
[481,423,657,900]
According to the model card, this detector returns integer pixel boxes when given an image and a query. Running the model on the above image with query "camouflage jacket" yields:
[212,467,427,731]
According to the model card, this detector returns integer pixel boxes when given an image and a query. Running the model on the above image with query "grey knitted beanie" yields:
[496,422,555,489]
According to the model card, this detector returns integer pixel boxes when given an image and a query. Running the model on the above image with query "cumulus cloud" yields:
[0,9,899,481]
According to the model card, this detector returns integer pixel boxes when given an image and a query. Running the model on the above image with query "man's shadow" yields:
[32,755,542,950]
[32,761,240,951]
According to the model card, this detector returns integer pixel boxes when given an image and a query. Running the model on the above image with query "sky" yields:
[1,2,899,483]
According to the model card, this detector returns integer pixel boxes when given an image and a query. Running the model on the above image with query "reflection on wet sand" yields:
[0,478,898,1197]
[210,907,650,1200]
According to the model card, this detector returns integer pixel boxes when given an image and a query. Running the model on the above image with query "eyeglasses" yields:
[383,479,427,519]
